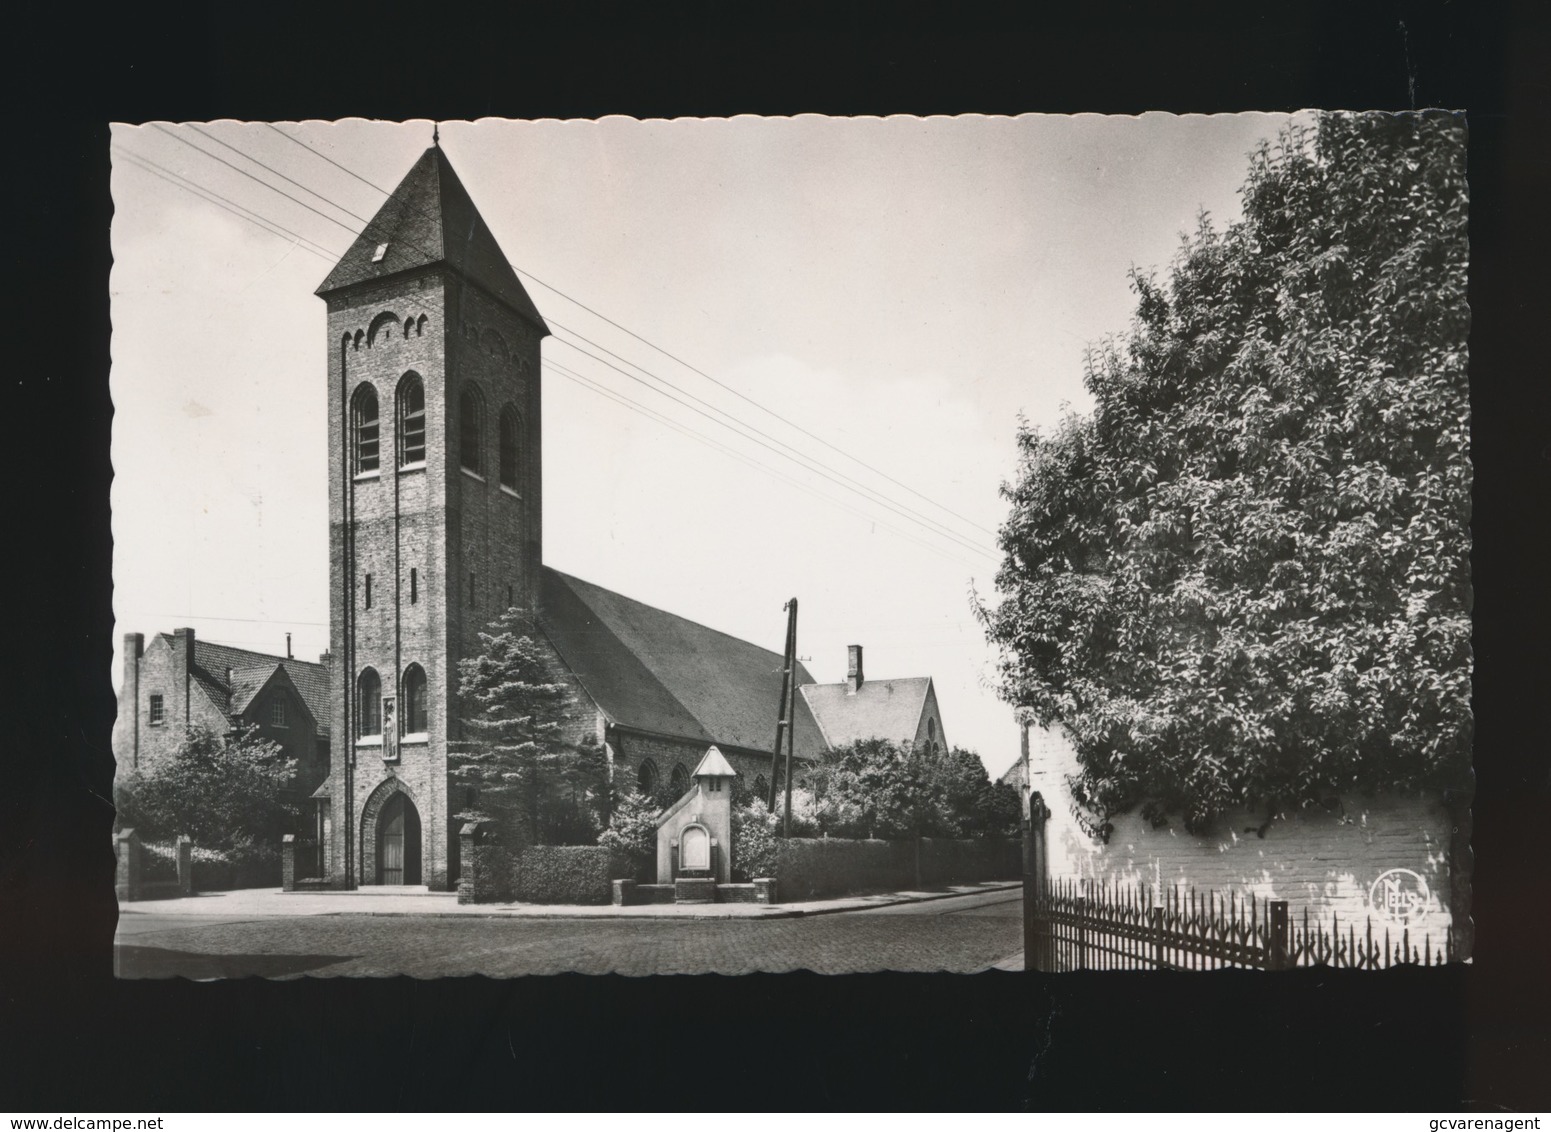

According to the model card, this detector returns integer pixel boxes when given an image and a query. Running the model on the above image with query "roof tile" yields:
[315,146,548,332]
[538,568,824,758]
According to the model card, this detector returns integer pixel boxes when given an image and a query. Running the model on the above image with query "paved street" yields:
[114,887,1023,978]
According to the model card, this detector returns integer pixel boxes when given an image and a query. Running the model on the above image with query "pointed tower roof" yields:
[315,146,549,332]
[693,745,738,779]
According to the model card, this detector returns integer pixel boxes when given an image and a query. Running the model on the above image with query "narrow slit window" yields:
[365,573,373,610]
[469,572,476,608]
[410,568,418,605]
[398,374,426,467]
[507,584,513,608]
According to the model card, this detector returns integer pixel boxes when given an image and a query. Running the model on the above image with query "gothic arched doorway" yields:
[377,791,422,885]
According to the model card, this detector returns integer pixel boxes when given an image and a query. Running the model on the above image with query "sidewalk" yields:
[116,879,1021,921]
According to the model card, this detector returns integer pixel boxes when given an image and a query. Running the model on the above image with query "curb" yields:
[317,881,1022,922]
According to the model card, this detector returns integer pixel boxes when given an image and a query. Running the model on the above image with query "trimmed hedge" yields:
[510,845,631,905]
[462,841,634,905]
[919,837,1021,886]
[775,837,1020,901]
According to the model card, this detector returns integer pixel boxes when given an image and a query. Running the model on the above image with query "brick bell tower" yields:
[316,141,548,890]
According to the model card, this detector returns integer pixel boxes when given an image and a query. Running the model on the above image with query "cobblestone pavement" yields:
[116,890,1023,978]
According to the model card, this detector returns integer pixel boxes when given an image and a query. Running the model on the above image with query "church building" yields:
[116,141,948,893]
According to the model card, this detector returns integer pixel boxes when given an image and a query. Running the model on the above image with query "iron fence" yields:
[1024,876,1456,972]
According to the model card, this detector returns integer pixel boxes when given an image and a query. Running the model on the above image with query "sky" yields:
[109,113,1305,777]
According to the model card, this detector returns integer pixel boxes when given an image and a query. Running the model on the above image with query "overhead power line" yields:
[167,123,993,556]
[549,335,997,561]
[546,320,998,556]
[544,359,990,571]
[113,147,341,263]
[261,122,999,539]
[126,125,1004,565]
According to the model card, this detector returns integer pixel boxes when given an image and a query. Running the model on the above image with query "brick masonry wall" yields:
[324,268,546,892]
[1026,724,1462,934]
[239,679,329,799]
[610,730,794,800]
[113,633,230,773]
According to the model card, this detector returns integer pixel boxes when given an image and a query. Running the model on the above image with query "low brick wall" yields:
[1025,725,1466,938]
[116,830,199,901]
[774,837,1019,901]
[715,883,757,903]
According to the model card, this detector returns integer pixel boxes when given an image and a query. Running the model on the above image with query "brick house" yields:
[312,142,949,891]
[112,629,332,807]
[799,644,947,758]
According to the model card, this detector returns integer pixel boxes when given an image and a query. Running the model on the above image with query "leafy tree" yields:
[731,796,780,881]
[114,724,299,856]
[596,790,659,873]
[979,112,1470,833]
[453,606,603,845]
[796,739,1012,840]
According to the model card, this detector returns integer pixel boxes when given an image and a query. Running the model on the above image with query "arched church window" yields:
[670,763,690,797]
[352,384,380,474]
[499,405,521,492]
[402,664,427,735]
[357,668,382,739]
[398,373,426,467]
[460,384,485,474]
[637,759,659,797]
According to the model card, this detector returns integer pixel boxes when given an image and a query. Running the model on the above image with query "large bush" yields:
[114,724,299,855]
[731,797,780,881]
[792,739,1019,840]
[596,790,659,877]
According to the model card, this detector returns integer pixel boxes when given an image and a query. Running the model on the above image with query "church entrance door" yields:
[377,793,422,885]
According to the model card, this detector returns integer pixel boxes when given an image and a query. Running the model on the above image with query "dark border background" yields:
[5,0,1547,1111]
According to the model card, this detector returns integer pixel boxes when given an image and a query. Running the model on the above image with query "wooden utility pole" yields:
[767,598,798,822]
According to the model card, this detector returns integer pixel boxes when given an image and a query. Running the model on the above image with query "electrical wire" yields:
[125,125,1005,564]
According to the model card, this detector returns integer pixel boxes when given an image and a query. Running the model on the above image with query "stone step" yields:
[350,885,451,896]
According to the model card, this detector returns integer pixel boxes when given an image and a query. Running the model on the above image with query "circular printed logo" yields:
[1368,868,1433,925]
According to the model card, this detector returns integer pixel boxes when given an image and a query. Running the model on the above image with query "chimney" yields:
[172,627,196,728]
[122,633,143,769]
[286,632,293,659]
[846,644,864,694]
[319,648,332,670]
[172,627,195,673]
